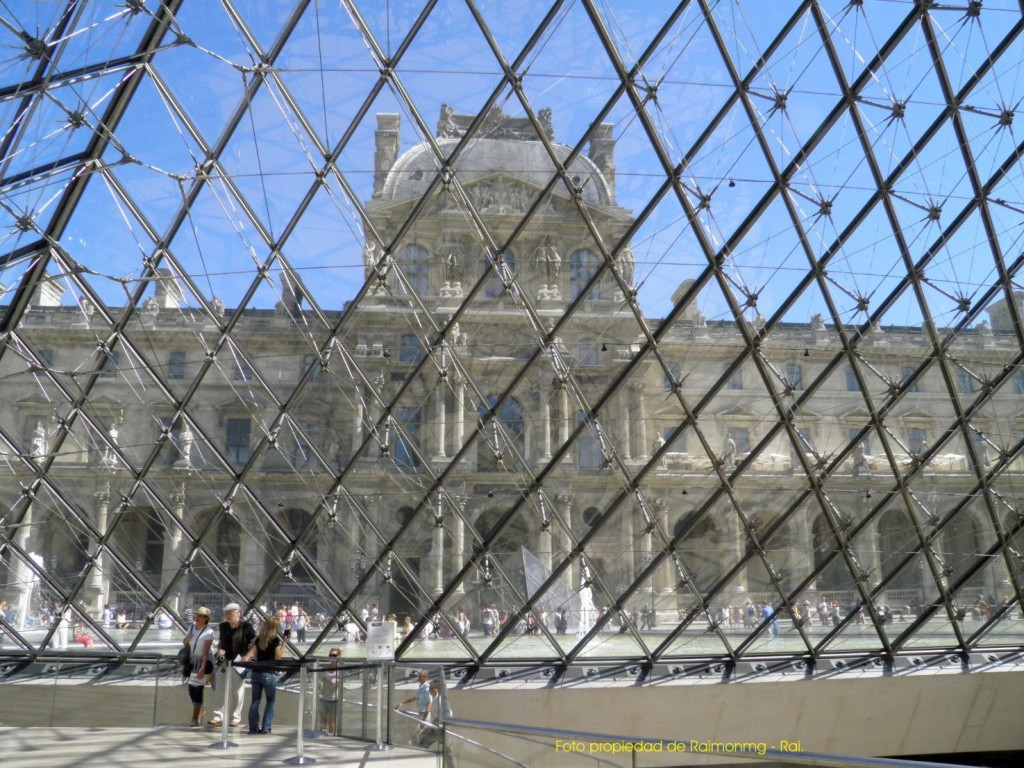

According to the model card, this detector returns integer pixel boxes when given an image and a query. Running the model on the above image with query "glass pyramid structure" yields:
[0,0,1023,669]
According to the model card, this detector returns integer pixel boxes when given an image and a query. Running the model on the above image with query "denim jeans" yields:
[248,670,277,733]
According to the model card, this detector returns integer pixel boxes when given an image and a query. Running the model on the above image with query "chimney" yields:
[373,114,401,198]
[154,268,183,309]
[588,123,616,202]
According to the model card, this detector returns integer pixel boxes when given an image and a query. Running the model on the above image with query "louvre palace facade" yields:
[1,105,1021,665]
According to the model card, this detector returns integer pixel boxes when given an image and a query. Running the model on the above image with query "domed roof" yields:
[380,137,613,207]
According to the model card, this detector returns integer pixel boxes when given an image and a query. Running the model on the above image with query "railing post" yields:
[209,660,237,750]
[371,661,393,750]
[285,662,317,765]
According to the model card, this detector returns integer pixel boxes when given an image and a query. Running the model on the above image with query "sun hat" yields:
[195,607,212,618]
[224,602,241,613]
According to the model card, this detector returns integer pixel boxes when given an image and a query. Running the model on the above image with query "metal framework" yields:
[0,0,1022,669]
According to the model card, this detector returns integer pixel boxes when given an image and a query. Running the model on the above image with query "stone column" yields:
[10,501,34,631]
[653,498,674,595]
[621,396,633,462]
[431,522,445,596]
[161,483,186,593]
[540,388,552,462]
[454,507,465,595]
[556,493,574,589]
[352,388,365,451]
[634,384,648,461]
[453,374,465,451]
[433,383,448,461]
[90,482,111,618]
[559,385,571,449]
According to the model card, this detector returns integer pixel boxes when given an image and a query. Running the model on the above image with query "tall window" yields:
[301,353,322,382]
[160,417,181,465]
[569,249,601,300]
[1014,370,1024,394]
[168,351,187,380]
[785,363,803,391]
[664,362,681,391]
[401,244,430,296]
[226,418,252,463]
[100,350,121,378]
[845,365,859,391]
[400,335,422,364]
[728,427,749,453]
[957,367,974,394]
[294,420,319,465]
[901,366,920,393]
[578,412,604,469]
[725,364,742,390]
[578,339,599,366]
[908,427,927,455]
[233,359,253,381]
[849,428,869,454]
[394,407,422,468]
[485,251,514,298]
[664,426,686,452]
[478,396,525,470]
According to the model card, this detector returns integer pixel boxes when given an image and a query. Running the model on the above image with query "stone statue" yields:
[852,441,869,478]
[722,434,737,470]
[811,313,825,331]
[211,297,225,318]
[539,239,561,287]
[31,420,46,460]
[142,296,160,317]
[443,243,464,285]
[437,103,459,138]
[538,108,554,140]
[694,309,707,328]
[180,423,194,467]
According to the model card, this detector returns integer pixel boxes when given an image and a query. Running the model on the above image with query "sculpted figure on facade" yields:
[539,239,561,288]
[31,420,47,460]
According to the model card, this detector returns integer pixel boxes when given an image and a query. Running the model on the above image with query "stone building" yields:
[1,106,1021,659]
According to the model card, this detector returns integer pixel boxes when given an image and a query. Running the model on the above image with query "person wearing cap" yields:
[208,602,256,727]
[183,607,215,727]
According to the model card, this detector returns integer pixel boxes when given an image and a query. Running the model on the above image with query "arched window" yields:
[569,249,601,300]
[812,514,848,590]
[400,244,430,296]
[477,395,525,470]
[879,507,922,593]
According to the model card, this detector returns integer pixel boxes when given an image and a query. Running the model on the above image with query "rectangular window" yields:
[160,417,181,464]
[302,354,322,381]
[849,428,869,454]
[233,359,253,381]
[37,349,54,369]
[663,426,685,452]
[394,407,421,468]
[725,365,742,390]
[728,427,749,453]
[908,427,927,455]
[577,412,604,469]
[226,418,251,463]
[1014,370,1024,395]
[100,350,121,378]
[794,427,812,453]
[785,363,803,391]
[294,421,319,465]
[399,335,422,364]
[957,367,974,394]
[578,339,599,367]
[168,351,187,380]
[845,365,859,391]
[901,366,920,393]
[664,362,681,391]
